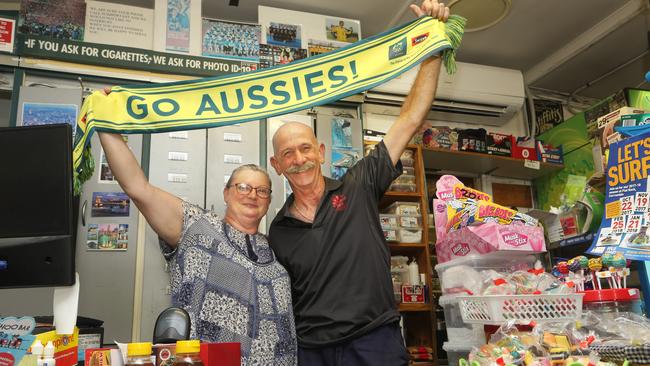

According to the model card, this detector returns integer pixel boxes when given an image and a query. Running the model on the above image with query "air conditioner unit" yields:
[365,62,525,126]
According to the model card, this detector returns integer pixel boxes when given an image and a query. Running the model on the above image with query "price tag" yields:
[635,192,649,212]
[611,216,626,234]
[625,215,643,233]
[620,196,634,215]
[524,160,540,170]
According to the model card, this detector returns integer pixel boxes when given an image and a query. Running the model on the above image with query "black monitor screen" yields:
[0,124,73,239]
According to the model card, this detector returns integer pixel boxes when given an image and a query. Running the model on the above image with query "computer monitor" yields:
[0,124,76,288]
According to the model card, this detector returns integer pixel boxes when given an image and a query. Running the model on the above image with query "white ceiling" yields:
[4,0,650,102]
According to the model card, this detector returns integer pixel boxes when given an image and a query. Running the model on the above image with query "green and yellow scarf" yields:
[74,15,465,193]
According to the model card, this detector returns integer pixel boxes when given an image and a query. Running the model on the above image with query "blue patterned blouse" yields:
[160,202,297,365]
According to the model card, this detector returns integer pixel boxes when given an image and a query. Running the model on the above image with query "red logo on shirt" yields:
[331,194,347,212]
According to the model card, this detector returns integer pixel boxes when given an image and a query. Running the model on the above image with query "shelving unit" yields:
[372,143,437,364]
[421,147,564,180]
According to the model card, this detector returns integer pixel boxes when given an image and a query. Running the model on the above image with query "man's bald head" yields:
[272,122,318,155]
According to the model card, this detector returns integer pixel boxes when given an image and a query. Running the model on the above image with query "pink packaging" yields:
[434,222,546,263]
[433,174,545,263]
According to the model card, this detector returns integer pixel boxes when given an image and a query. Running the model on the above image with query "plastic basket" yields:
[457,293,584,325]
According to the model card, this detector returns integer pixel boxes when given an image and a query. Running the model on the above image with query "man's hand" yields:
[410,0,450,21]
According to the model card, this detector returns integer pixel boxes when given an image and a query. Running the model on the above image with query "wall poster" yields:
[587,130,650,260]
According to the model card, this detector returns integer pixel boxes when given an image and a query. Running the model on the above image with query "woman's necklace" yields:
[292,202,314,223]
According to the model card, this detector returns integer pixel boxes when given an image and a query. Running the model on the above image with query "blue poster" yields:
[166,0,190,52]
[587,130,650,260]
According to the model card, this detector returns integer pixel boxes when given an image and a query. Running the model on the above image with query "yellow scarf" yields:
[74,15,465,192]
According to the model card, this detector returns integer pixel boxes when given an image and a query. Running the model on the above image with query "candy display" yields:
[460,313,649,366]
[552,254,631,291]
[433,175,546,263]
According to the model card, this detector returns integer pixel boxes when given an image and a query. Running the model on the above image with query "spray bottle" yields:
[32,340,44,366]
[42,341,56,366]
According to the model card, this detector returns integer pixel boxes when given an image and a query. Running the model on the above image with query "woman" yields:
[98,126,297,365]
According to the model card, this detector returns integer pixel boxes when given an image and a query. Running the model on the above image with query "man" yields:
[268,1,450,365]
[331,21,352,42]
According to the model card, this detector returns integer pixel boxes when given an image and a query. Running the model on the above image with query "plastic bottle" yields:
[125,342,154,366]
[32,340,44,366]
[172,340,203,366]
[42,341,55,366]
[408,258,420,285]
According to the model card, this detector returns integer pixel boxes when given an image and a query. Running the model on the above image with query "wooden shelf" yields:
[371,143,437,360]
[399,303,431,312]
[389,243,427,249]
[421,147,563,179]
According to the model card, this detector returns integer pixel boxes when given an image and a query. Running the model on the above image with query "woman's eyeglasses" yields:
[228,182,272,198]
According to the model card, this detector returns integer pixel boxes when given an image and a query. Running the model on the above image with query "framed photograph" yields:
[98,136,128,183]
[266,22,301,49]
[98,149,116,183]
[331,166,348,180]
[331,148,360,168]
[91,192,131,217]
[259,44,307,68]
[87,223,128,251]
[166,0,191,52]
[324,18,360,44]
[19,0,86,40]
[22,103,77,137]
[331,116,353,148]
[202,18,260,62]
[308,39,339,57]
[284,177,293,201]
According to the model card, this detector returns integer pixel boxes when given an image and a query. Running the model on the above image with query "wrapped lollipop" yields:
[577,256,589,289]
[601,254,615,288]
[557,261,569,281]
[567,259,583,291]
[588,257,602,290]
[612,253,627,289]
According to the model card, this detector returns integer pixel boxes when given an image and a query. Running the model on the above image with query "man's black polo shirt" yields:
[269,141,403,347]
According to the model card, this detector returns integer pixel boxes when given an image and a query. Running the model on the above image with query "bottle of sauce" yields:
[125,343,154,366]
[172,340,203,366]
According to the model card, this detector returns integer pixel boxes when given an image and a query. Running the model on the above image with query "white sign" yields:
[0,17,15,53]
[84,1,154,49]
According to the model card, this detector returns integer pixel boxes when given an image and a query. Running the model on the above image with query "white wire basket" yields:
[457,293,584,325]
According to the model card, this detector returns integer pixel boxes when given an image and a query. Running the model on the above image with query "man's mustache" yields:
[286,161,316,174]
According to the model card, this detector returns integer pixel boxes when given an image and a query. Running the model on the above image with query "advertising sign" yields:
[587,130,650,260]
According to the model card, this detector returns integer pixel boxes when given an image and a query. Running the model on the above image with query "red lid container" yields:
[582,288,640,302]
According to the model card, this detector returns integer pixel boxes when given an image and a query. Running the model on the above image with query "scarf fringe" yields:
[442,14,467,75]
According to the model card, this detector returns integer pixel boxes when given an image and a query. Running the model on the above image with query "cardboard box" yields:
[587,107,645,150]
[434,222,546,263]
[401,285,425,304]
[421,126,458,150]
[621,113,650,127]
[200,343,240,366]
[511,136,538,160]
[85,348,121,366]
[486,133,512,156]
[536,142,563,164]
[458,128,487,153]
[32,328,79,366]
